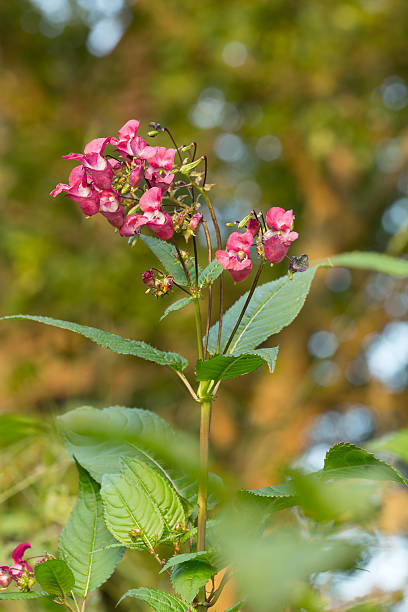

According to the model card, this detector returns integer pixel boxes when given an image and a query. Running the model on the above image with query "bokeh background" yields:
[1,0,408,610]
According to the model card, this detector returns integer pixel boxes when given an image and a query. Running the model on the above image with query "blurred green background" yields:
[1,0,408,609]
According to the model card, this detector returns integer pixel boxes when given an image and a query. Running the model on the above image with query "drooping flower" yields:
[99,190,126,229]
[62,151,113,190]
[261,206,298,263]
[0,543,34,590]
[120,187,173,240]
[50,166,100,216]
[216,230,254,282]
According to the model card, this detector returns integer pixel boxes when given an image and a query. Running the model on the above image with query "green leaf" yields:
[207,268,316,354]
[323,443,408,485]
[0,315,187,372]
[317,251,408,277]
[160,297,193,321]
[0,413,47,448]
[59,461,124,597]
[160,551,218,574]
[195,347,279,382]
[58,406,199,503]
[117,587,189,611]
[141,235,199,286]
[171,560,215,602]
[34,560,75,596]
[198,260,223,288]
[239,483,297,512]
[122,457,185,536]
[101,457,184,549]
[0,592,49,600]
[368,429,408,462]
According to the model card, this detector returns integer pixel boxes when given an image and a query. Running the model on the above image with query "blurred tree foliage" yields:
[0,0,408,609]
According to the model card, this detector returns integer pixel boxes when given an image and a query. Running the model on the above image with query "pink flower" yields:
[266,207,295,232]
[50,166,100,216]
[120,187,174,240]
[117,119,140,140]
[115,136,147,158]
[262,206,298,263]
[110,120,146,158]
[216,230,254,282]
[99,190,125,228]
[63,152,113,190]
[142,146,175,172]
[99,189,120,213]
[262,231,289,263]
[1,543,34,585]
[144,167,174,193]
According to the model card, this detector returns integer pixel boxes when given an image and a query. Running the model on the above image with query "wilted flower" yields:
[216,230,254,282]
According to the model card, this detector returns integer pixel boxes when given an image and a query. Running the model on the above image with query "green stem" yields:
[196,383,212,611]
[223,260,265,355]
[194,299,204,360]
[196,186,224,354]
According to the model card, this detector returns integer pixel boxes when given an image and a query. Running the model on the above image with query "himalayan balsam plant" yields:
[1,120,408,612]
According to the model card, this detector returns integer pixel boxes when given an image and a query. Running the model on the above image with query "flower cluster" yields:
[0,543,35,592]
[142,268,174,296]
[50,120,202,243]
[216,206,299,282]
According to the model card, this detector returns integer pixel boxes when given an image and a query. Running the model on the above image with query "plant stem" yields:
[172,237,193,287]
[202,220,213,359]
[196,383,212,611]
[194,299,204,360]
[196,186,224,354]
[223,260,265,355]
[193,236,199,286]
[208,568,232,607]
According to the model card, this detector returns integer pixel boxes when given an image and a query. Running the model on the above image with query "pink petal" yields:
[226,230,253,255]
[117,119,140,140]
[12,543,31,565]
[139,187,162,213]
[247,218,260,236]
[146,212,174,240]
[62,152,84,161]
[266,207,294,232]
[84,137,110,155]
[262,232,288,263]
[50,183,69,197]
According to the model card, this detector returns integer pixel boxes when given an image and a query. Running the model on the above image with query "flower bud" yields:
[189,212,203,232]
[0,571,11,589]
[142,269,155,288]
